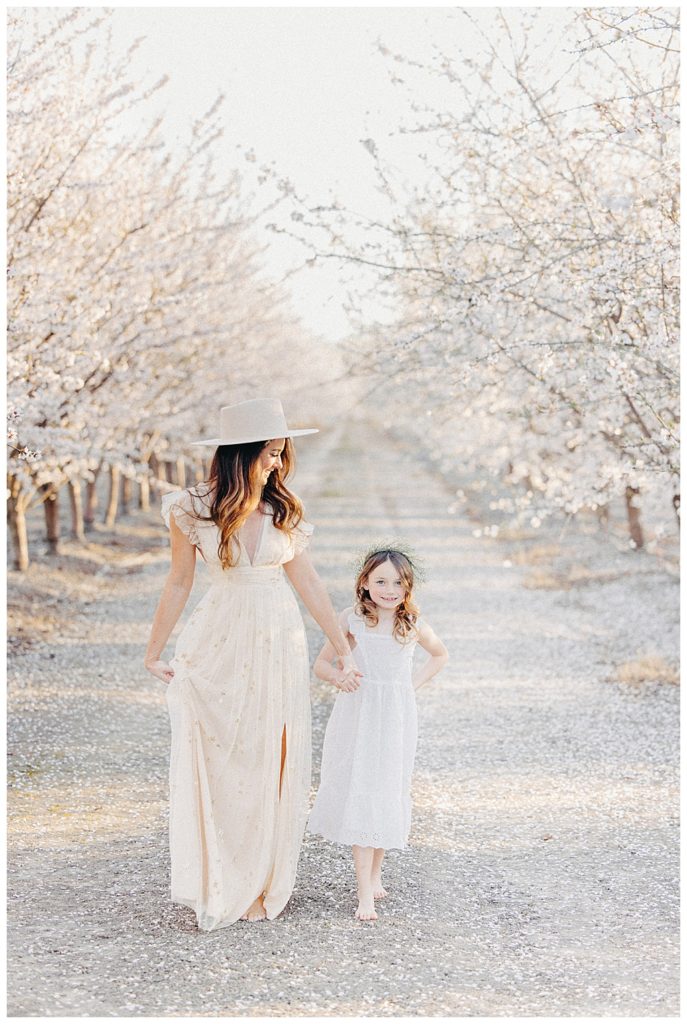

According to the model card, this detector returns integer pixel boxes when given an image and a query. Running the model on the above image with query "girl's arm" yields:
[413,619,449,691]
[313,607,361,693]
[284,552,362,683]
[144,516,197,684]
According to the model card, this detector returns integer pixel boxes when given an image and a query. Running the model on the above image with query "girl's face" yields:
[257,438,285,487]
[364,559,406,610]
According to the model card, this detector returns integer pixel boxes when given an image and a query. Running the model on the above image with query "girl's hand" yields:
[333,666,362,693]
[336,654,363,681]
[335,655,363,692]
[146,659,175,685]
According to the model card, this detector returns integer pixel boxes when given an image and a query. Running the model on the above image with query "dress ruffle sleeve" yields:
[160,489,201,548]
[290,519,314,556]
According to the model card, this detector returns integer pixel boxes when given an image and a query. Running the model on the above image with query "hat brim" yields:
[190,428,319,447]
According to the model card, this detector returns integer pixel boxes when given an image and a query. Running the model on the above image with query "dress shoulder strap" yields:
[347,610,366,636]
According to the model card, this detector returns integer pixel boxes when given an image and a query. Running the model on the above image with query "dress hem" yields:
[171,895,286,931]
[306,825,409,851]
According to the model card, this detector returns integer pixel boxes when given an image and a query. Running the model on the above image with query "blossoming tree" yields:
[7,9,335,569]
[299,7,680,546]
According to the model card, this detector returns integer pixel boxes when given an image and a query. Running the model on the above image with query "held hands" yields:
[333,654,363,693]
[146,659,175,685]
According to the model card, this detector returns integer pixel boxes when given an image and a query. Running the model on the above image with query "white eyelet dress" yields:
[160,485,313,931]
[307,611,419,850]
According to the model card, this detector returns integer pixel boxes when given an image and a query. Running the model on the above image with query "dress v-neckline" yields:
[240,507,268,567]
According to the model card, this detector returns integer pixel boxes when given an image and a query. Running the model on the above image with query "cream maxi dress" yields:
[160,483,313,931]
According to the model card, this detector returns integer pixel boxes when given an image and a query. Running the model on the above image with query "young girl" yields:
[307,546,449,921]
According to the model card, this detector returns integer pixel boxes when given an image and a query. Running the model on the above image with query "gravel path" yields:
[7,419,679,1017]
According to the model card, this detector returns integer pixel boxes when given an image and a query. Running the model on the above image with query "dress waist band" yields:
[208,566,285,586]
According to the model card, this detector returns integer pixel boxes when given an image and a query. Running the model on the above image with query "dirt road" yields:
[7,418,679,1016]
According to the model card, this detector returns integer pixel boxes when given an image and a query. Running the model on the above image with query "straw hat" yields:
[190,398,319,447]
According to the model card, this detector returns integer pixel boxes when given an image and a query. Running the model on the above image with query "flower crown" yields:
[352,539,426,586]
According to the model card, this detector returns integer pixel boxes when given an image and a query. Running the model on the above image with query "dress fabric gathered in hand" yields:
[307,611,419,850]
[160,484,313,931]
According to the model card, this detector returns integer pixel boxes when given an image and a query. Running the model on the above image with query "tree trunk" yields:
[596,503,610,531]
[42,484,60,555]
[175,457,186,488]
[105,465,120,527]
[120,474,133,514]
[625,486,644,549]
[84,463,101,532]
[68,479,85,541]
[7,479,30,571]
[139,474,150,512]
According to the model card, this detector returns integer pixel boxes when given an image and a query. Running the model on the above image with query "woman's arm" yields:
[284,553,362,682]
[313,607,360,692]
[413,619,449,691]
[145,516,197,683]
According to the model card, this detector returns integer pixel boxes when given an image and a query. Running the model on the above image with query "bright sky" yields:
[105,6,477,341]
[104,6,573,342]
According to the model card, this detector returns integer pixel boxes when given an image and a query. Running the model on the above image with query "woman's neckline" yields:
[239,506,268,566]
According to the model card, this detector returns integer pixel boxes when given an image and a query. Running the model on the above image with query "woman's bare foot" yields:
[355,894,378,921]
[372,880,388,899]
[240,895,266,922]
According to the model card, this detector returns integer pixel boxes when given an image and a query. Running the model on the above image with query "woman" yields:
[145,398,360,930]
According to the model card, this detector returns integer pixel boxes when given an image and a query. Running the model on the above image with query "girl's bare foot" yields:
[240,895,266,922]
[372,881,387,899]
[355,894,378,921]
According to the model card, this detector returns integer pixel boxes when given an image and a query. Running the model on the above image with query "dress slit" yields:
[279,724,287,799]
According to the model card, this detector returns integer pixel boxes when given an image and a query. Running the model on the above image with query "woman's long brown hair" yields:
[190,437,303,568]
[354,549,420,642]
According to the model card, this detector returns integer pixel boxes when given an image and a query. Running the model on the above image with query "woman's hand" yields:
[146,659,175,685]
[337,654,362,677]
[334,655,363,692]
[331,666,362,693]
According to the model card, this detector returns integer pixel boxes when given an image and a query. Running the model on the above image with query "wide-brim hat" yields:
[190,398,319,447]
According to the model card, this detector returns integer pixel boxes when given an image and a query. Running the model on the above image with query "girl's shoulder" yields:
[339,605,357,627]
[413,615,446,652]
[342,606,369,636]
[412,615,431,636]
[402,615,424,645]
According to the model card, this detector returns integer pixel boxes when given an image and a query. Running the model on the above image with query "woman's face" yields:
[257,438,285,486]
[364,559,406,610]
